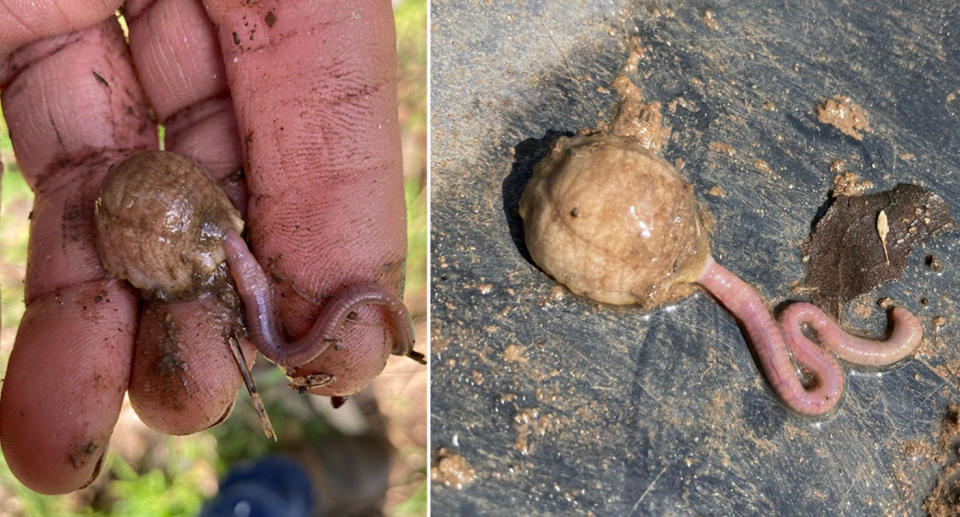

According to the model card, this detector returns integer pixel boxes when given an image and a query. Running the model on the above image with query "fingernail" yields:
[208,400,236,429]
[79,451,106,489]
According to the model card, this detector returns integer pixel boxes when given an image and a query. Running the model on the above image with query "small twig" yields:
[228,337,276,441]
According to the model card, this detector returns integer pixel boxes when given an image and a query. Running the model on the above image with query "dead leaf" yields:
[802,184,953,319]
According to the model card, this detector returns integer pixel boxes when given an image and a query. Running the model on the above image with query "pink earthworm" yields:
[222,229,421,368]
[696,256,922,416]
[778,303,922,367]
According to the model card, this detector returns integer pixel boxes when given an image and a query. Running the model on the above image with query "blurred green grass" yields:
[0,0,427,514]
[397,0,428,318]
[0,159,27,337]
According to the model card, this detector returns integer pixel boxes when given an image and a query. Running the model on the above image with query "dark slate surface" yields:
[430,1,960,515]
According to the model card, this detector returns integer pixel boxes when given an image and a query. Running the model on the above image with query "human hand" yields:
[0,0,416,494]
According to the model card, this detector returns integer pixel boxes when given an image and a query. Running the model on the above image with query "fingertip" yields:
[0,0,124,57]
[0,281,136,494]
[2,19,155,186]
[128,293,252,435]
[292,306,393,397]
[126,0,226,121]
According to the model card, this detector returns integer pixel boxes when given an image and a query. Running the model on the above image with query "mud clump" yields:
[432,448,477,490]
[831,171,874,197]
[94,150,243,301]
[519,132,710,307]
[925,406,960,516]
[816,95,871,141]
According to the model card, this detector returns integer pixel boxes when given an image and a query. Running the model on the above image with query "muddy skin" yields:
[95,150,421,404]
[94,150,255,434]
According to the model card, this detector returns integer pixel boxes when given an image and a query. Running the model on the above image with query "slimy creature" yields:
[94,150,422,400]
[222,229,420,368]
[519,132,921,416]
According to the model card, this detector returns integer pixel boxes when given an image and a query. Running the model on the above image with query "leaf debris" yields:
[228,336,276,441]
[878,210,890,265]
[802,184,954,319]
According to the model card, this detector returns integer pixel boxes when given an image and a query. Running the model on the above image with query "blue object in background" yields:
[199,456,313,517]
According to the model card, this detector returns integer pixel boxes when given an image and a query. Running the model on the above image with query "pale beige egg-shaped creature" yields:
[519,132,711,307]
[94,150,244,301]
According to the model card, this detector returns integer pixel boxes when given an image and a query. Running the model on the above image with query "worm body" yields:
[96,150,420,401]
[697,257,921,415]
[697,257,844,415]
[779,303,921,367]
[222,230,417,368]
[516,123,922,416]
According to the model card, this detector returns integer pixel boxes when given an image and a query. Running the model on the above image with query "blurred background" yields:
[0,0,427,515]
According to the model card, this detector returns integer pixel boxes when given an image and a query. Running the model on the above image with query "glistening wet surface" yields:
[431,1,960,515]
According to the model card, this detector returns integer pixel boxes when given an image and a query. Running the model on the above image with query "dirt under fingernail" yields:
[208,400,236,429]
[79,451,106,490]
